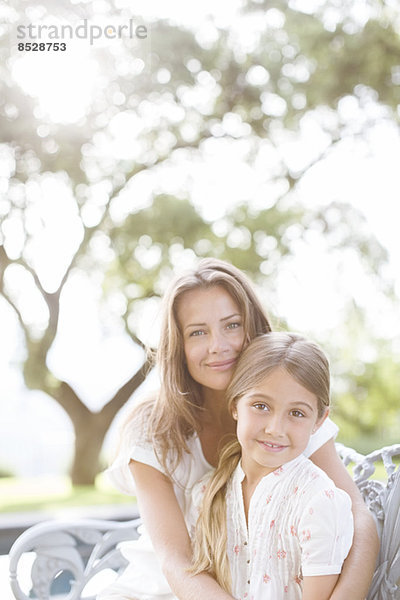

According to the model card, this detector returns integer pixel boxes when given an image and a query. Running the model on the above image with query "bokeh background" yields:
[1,0,399,499]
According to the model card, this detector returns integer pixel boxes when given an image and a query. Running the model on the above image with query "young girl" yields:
[191,332,354,600]
[98,258,377,600]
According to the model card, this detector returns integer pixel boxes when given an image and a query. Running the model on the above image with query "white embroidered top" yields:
[102,414,339,599]
[222,454,353,600]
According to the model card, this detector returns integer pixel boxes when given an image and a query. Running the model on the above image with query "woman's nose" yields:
[208,331,227,353]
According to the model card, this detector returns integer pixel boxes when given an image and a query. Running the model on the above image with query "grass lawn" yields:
[0,473,136,514]
[2,436,397,514]
[0,461,392,515]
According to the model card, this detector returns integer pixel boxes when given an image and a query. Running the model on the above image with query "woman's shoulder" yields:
[121,396,157,443]
[304,416,339,457]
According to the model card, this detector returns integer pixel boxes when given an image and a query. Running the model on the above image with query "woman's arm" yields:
[309,439,379,600]
[130,460,234,600]
[302,574,339,600]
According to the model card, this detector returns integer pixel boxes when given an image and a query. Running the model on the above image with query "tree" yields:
[1,0,398,483]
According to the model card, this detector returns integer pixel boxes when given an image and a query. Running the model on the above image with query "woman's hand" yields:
[302,574,339,600]
[130,460,235,600]
[310,439,379,600]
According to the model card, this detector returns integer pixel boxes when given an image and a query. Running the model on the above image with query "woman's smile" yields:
[206,358,238,370]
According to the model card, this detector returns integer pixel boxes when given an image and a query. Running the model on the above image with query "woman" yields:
[99,258,378,600]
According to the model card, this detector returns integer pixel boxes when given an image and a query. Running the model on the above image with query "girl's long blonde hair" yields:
[120,258,272,474]
[190,332,331,592]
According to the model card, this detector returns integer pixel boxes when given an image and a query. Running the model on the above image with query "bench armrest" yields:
[9,517,142,600]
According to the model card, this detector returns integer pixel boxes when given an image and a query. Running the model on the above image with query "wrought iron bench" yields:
[8,443,400,600]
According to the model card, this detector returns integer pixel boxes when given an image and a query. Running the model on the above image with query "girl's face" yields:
[177,285,245,392]
[232,367,328,483]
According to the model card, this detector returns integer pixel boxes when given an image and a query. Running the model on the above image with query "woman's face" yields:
[177,285,245,392]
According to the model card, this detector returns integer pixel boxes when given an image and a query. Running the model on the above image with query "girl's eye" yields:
[253,403,268,411]
[189,330,205,337]
[291,410,305,418]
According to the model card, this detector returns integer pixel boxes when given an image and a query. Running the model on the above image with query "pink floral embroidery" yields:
[325,489,335,499]
[263,574,271,584]
[284,585,289,593]
[274,467,284,476]
[233,545,240,555]
[309,507,313,515]
[293,486,298,494]
[266,495,272,504]
[277,549,287,559]
[270,520,275,529]
[301,529,311,541]
[290,525,297,536]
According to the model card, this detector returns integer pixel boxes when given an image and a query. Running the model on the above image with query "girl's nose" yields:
[264,414,284,436]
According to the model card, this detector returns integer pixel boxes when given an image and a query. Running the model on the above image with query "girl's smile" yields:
[257,440,289,452]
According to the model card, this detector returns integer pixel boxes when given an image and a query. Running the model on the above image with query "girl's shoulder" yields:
[295,456,352,507]
[296,455,334,486]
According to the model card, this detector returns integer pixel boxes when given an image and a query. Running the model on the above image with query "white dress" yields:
[220,455,353,600]
[97,415,339,600]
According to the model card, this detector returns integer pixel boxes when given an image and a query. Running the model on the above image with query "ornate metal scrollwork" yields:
[9,518,141,600]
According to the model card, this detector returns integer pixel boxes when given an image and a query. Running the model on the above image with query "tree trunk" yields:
[70,411,111,486]
[66,361,150,486]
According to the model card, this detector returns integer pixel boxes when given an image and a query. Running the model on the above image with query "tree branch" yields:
[107,131,214,203]
[100,357,152,422]
[0,245,31,344]
[1,289,30,344]
[53,380,93,423]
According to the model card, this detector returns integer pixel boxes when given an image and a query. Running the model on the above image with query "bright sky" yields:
[2,0,399,475]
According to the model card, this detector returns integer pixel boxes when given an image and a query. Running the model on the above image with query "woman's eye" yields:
[189,330,205,337]
[227,321,241,330]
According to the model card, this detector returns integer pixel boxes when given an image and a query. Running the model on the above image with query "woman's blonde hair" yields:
[122,258,272,474]
[191,332,330,592]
